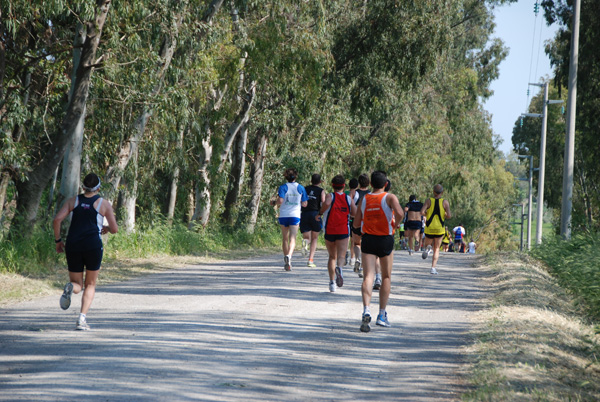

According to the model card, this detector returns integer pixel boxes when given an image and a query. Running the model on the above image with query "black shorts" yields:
[66,247,103,273]
[425,233,444,239]
[300,211,322,233]
[361,234,394,258]
[405,220,422,231]
[324,233,350,242]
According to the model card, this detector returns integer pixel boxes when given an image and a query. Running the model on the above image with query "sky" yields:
[484,0,559,156]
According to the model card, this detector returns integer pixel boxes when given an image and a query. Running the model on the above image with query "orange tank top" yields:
[360,193,395,236]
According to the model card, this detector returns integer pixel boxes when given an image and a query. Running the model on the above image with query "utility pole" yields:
[517,155,533,250]
[522,82,563,245]
[561,0,581,240]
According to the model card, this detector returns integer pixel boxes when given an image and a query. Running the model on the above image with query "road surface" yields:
[0,249,484,401]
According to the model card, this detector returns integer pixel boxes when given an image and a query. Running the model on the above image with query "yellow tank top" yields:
[424,197,445,236]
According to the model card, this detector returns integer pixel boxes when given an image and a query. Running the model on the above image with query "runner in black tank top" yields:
[53,173,118,331]
[300,174,325,267]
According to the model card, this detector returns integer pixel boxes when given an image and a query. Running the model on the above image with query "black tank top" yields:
[66,194,103,252]
[303,185,323,212]
[355,189,370,206]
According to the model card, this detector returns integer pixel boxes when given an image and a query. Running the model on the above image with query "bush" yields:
[530,233,600,321]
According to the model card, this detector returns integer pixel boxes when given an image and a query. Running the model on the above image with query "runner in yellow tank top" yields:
[420,184,452,274]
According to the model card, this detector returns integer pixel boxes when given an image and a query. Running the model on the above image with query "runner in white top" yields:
[272,168,308,271]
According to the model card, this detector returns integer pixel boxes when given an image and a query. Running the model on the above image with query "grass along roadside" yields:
[463,252,600,401]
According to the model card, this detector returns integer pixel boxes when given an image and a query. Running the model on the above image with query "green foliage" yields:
[1,0,522,253]
[530,232,600,321]
[0,222,281,276]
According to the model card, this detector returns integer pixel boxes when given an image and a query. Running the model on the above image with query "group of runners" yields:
[273,169,458,332]
[53,169,474,333]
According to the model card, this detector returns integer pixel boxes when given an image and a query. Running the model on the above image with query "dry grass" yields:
[463,252,600,401]
[0,247,278,308]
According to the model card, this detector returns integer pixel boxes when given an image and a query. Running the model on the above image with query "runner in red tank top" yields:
[352,171,404,332]
[318,175,356,293]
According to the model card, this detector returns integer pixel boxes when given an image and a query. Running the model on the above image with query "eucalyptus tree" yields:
[1,0,111,231]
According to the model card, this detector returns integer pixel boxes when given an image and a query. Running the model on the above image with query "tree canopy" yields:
[1,0,519,249]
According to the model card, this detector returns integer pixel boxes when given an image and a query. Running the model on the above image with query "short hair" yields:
[433,184,443,194]
[285,168,298,182]
[409,194,417,202]
[311,174,322,185]
[331,174,345,190]
[349,178,359,189]
[370,171,387,189]
[358,173,370,188]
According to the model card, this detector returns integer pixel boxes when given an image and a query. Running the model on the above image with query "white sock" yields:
[375,273,382,281]
[363,306,370,316]
[379,309,386,316]
[79,313,86,321]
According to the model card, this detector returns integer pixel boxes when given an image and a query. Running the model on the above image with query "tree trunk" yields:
[167,125,185,224]
[0,171,10,224]
[245,129,268,234]
[104,0,224,202]
[56,23,87,211]
[120,148,139,233]
[190,123,213,228]
[13,0,111,230]
[217,81,256,173]
[187,186,195,224]
[222,122,248,224]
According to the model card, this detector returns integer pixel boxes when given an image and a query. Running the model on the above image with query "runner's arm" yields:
[353,203,363,229]
[420,199,431,217]
[443,199,452,220]
[318,193,332,215]
[53,197,76,253]
[388,194,404,227]
[100,200,118,234]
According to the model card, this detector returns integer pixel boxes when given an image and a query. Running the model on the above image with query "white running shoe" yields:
[422,245,432,260]
[284,255,291,271]
[76,318,90,331]
[60,282,73,310]
[329,281,336,293]
[301,240,309,257]
[430,267,438,275]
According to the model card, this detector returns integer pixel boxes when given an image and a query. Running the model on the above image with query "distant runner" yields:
[468,238,478,254]
[300,174,325,267]
[53,173,118,331]
[404,195,423,256]
[351,173,370,278]
[453,224,466,253]
[421,184,452,274]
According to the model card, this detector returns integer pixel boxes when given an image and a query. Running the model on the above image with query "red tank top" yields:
[323,192,351,235]
[361,192,395,236]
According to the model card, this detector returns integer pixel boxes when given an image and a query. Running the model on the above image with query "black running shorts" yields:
[361,234,394,258]
[66,247,103,272]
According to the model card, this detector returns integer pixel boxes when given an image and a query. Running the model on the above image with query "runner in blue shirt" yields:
[272,168,308,271]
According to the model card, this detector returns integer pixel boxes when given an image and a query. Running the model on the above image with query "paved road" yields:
[0,249,484,401]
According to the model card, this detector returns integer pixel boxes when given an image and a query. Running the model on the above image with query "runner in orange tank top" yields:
[318,175,356,293]
[352,171,404,332]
